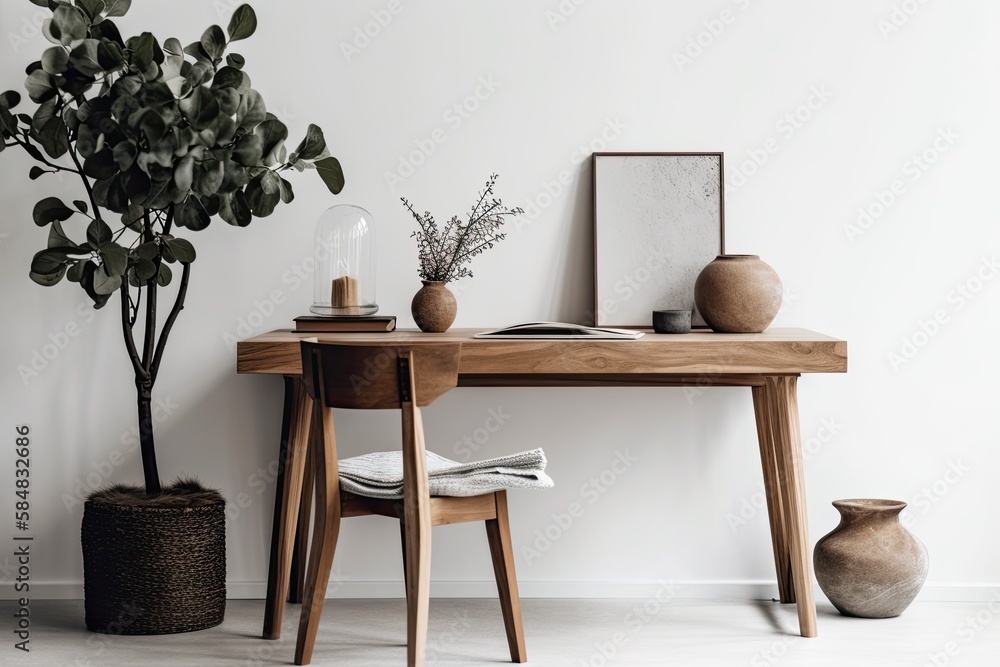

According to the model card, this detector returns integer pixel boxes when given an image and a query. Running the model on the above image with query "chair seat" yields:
[340,490,501,527]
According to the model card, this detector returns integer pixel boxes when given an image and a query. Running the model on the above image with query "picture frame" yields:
[592,152,726,328]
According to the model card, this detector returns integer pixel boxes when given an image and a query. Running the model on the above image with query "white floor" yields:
[6,598,1000,666]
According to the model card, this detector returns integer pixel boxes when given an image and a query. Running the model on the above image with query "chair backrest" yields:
[300,341,461,409]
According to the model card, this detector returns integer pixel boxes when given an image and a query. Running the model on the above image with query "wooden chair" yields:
[294,341,527,667]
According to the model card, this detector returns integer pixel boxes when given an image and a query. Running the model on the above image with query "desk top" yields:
[237,328,847,378]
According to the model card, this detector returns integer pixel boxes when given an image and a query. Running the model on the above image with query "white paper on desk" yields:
[473,322,644,340]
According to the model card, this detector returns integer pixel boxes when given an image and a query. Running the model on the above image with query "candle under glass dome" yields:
[310,204,378,316]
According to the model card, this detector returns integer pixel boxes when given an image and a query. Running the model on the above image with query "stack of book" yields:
[293,315,396,333]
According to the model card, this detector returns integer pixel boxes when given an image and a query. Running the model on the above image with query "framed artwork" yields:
[592,152,725,328]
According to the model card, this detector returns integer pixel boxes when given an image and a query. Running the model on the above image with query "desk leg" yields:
[752,386,794,603]
[756,375,817,638]
[263,376,313,640]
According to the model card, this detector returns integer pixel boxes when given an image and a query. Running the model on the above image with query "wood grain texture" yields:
[237,328,847,377]
[401,398,432,667]
[262,378,312,640]
[299,341,460,409]
[486,491,528,663]
[752,385,794,604]
[761,375,817,638]
[290,446,315,604]
[295,389,342,665]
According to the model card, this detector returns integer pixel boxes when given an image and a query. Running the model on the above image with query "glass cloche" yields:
[310,204,378,316]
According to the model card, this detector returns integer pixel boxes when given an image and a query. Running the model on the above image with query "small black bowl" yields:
[652,310,692,334]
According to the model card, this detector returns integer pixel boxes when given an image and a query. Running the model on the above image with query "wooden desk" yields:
[237,328,847,641]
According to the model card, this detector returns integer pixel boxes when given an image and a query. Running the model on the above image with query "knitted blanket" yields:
[337,448,553,499]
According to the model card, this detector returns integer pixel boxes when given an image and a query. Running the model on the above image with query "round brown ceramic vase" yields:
[814,499,928,618]
[411,281,457,333]
[693,255,782,333]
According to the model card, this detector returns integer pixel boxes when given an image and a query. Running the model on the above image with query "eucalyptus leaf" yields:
[83,148,117,180]
[293,124,326,161]
[73,200,89,214]
[133,258,157,281]
[0,91,21,110]
[104,0,132,18]
[70,40,105,77]
[93,266,122,295]
[227,5,257,42]
[101,243,129,276]
[315,156,345,195]
[121,204,144,231]
[30,266,68,287]
[200,25,226,61]
[127,32,155,74]
[48,220,81,250]
[77,0,106,21]
[164,237,196,263]
[33,197,75,226]
[174,198,211,231]
[156,262,172,287]
[31,248,70,275]
[232,133,263,166]
[136,241,159,261]
[24,70,56,104]
[226,53,245,69]
[41,46,69,75]
[29,166,46,180]
[277,176,294,204]
[37,112,70,159]
[86,218,113,247]
[219,190,251,226]
[67,259,89,283]
[51,5,89,47]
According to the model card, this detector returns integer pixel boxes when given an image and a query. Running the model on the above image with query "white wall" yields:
[1,0,998,601]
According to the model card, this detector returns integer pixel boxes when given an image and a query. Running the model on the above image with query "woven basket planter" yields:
[81,487,226,635]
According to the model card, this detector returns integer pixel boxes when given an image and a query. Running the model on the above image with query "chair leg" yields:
[401,403,432,667]
[290,447,315,604]
[294,403,342,666]
[485,491,527,663]
[399,518,409,602]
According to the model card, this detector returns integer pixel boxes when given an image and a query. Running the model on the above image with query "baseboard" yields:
[10,580,1000,602]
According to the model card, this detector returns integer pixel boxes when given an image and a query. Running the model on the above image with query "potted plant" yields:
[0,0,344,634]
[401,173,522,332]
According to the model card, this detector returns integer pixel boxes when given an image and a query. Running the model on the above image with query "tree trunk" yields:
[136,380,162,494]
